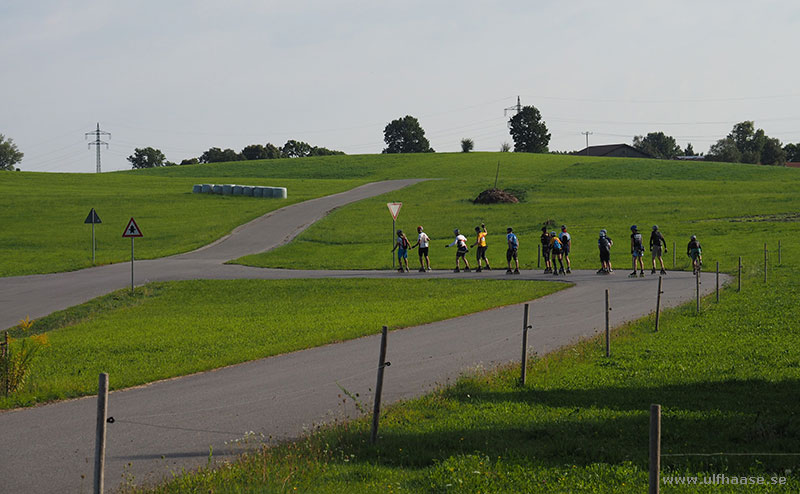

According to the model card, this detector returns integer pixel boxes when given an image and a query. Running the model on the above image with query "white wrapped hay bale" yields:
[252,186,264,198]
[192,185,202,194]
[212,185,223,194]
[201,184,213,193]
[233,185,243,195]
[242,186,253,196]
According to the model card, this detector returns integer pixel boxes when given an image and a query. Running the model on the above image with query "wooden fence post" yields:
[537,244,541,269]
[715,261,719,303]
[371,326,389,444]
[738,256,742,292]
[2,331,8,397]
[764,243,768,283]
[605,289,610,357]
[94,373,109,494]
[649,404,661,494]
[655,276,663,332]
[696,270,700,314]
[520,304,530,385]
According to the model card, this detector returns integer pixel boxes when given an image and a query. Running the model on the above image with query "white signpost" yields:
[387,202,402,268]
[122,218,143,294]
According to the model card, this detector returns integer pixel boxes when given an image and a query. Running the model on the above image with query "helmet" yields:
[631,225,638,231]
[652,225,658,231]
[600,229,607,236]
[507,227,513,232]
[475,226,481,232]
[550,231,556,236]
[691,235,697,240]
[561,225,567,230]
[417,225,423,232]
[541,226,547,232]
[454,229,460,235]
[396,230,402,235]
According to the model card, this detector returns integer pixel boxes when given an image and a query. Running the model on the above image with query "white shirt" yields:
[448,234,468,249]
[418,232,430,248]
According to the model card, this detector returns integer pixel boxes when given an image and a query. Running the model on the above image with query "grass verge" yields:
[0,278,564,409]
[136,246,800,493]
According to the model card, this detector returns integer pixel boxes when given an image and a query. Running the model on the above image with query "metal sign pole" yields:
[130,238,134,294]
[92,223,96,264]
[392,218,396,269]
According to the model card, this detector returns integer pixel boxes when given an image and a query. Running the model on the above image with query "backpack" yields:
[599,236,611,251]
[552,237,562,250]
[401,236,410,249]
[632,233,644,251]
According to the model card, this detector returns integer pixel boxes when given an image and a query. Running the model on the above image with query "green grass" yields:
[0,278,563,409]
[232,154,800,272]
[136,244,800,493]
[0,169,365,276]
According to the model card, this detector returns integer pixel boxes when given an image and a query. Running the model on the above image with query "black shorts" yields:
[506,248,518,261]
[552,248,563,257]
[562,246,570,256]
[456,248,468,259]
[542,246,551,261]
[476,246,488,260]
[599,250,610,262]
[418,247,429,257]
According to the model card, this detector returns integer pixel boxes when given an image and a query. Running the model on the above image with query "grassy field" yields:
[1,278,563,409]
[232,153,800,273]
[0,169,365,276]
[137,243,800,493]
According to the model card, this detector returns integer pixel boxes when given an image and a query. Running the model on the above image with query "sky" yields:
[2,0,799,173]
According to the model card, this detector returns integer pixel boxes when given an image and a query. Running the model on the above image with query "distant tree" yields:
[706,137,742,163]
[684,143,696,156]
[461,138,474,153]
[282,140,313,158]
[200,147,241,163]
[784,143,800,162]
[761,137,786,166]
[500,142,511,152]
[164,161,177,167]
[508,106,550,153]
[264,143,283,159]
[706,121,782,165]
[0,134,24,171]
[309,146,345,156]
[382,115,434,154]
[127,147,166,169]
[241,144,269,161]
[632,132,681,159]
[180,157,200,165]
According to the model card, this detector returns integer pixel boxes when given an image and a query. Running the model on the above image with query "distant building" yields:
[786,162,800,168]
[573,144,653,159]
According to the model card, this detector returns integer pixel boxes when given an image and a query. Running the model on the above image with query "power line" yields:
[85,123,111,173]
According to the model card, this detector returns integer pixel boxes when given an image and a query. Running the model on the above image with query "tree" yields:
[632,132,681,159]
[784,143,800,162]
[499,142,511,152]
[199,147,241,163]
[684,143,696,156]
[127,147,166,169]
[282,140,313,158]
[0,134,24,171]
[180,157,200,165]
[761,137,786,166]
[241,144,269,161]
[308,146,345,156]
[706,137,742,163]
[461,138,474,153]
[264,143,283,159]
[382,115,434,154]
[508,106,550,153]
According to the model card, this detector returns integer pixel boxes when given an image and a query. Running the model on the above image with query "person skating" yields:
[471,224,491,272]
[540,227,552,274]
[560,225,572,274]
[550,231,565,275]
[597,229,613,274]
[410,225,431,272]
[687,235,703,275]
[391,229,411,272]
[446,229,470,272]
[630,225,646,277]
[506,227,520,274]
[650,225,668,275]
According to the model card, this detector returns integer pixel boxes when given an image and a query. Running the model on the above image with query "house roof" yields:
[786,162,800,168]
[573,143,653,158]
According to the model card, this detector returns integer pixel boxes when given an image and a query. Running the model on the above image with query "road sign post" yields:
[84,208,102,264]
[122,218,143,294]
[387,202,402,269]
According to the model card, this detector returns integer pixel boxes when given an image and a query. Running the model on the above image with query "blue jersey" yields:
[507,233,518,249]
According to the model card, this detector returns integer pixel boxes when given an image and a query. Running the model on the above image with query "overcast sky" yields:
[2,0,799,172]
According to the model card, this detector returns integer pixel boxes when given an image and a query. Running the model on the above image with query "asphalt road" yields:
[0,180,727,493]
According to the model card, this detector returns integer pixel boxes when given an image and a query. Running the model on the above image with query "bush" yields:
[461,138,474,153]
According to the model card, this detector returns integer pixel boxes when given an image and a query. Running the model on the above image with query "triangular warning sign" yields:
[84,208,102,224]
[122,218,143,238]
[387,202,402,220]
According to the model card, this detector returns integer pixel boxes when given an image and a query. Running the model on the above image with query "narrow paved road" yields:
[0,180,726,493]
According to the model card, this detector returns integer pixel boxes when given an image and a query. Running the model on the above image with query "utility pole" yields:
[581,131,593,149]
[86,123,111,173]
[504,96,523,129]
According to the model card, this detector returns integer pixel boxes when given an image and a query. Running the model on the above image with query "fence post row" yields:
[738,256,742,292]
[695,270,700,314]
[715,261,720,303]
[520,304,530,385]
[649,404,661,494]
[371,326,389,444]
[94,373,109,494]
[764,243,768,283]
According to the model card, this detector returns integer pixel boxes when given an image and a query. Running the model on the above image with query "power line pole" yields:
[86,123,111,173]
[581,131,593,148]
[504,96,522,118]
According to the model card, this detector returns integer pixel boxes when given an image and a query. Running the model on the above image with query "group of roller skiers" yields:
[392,223,703,277]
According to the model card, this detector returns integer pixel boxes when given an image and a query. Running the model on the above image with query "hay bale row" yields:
[192,184,287,199]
